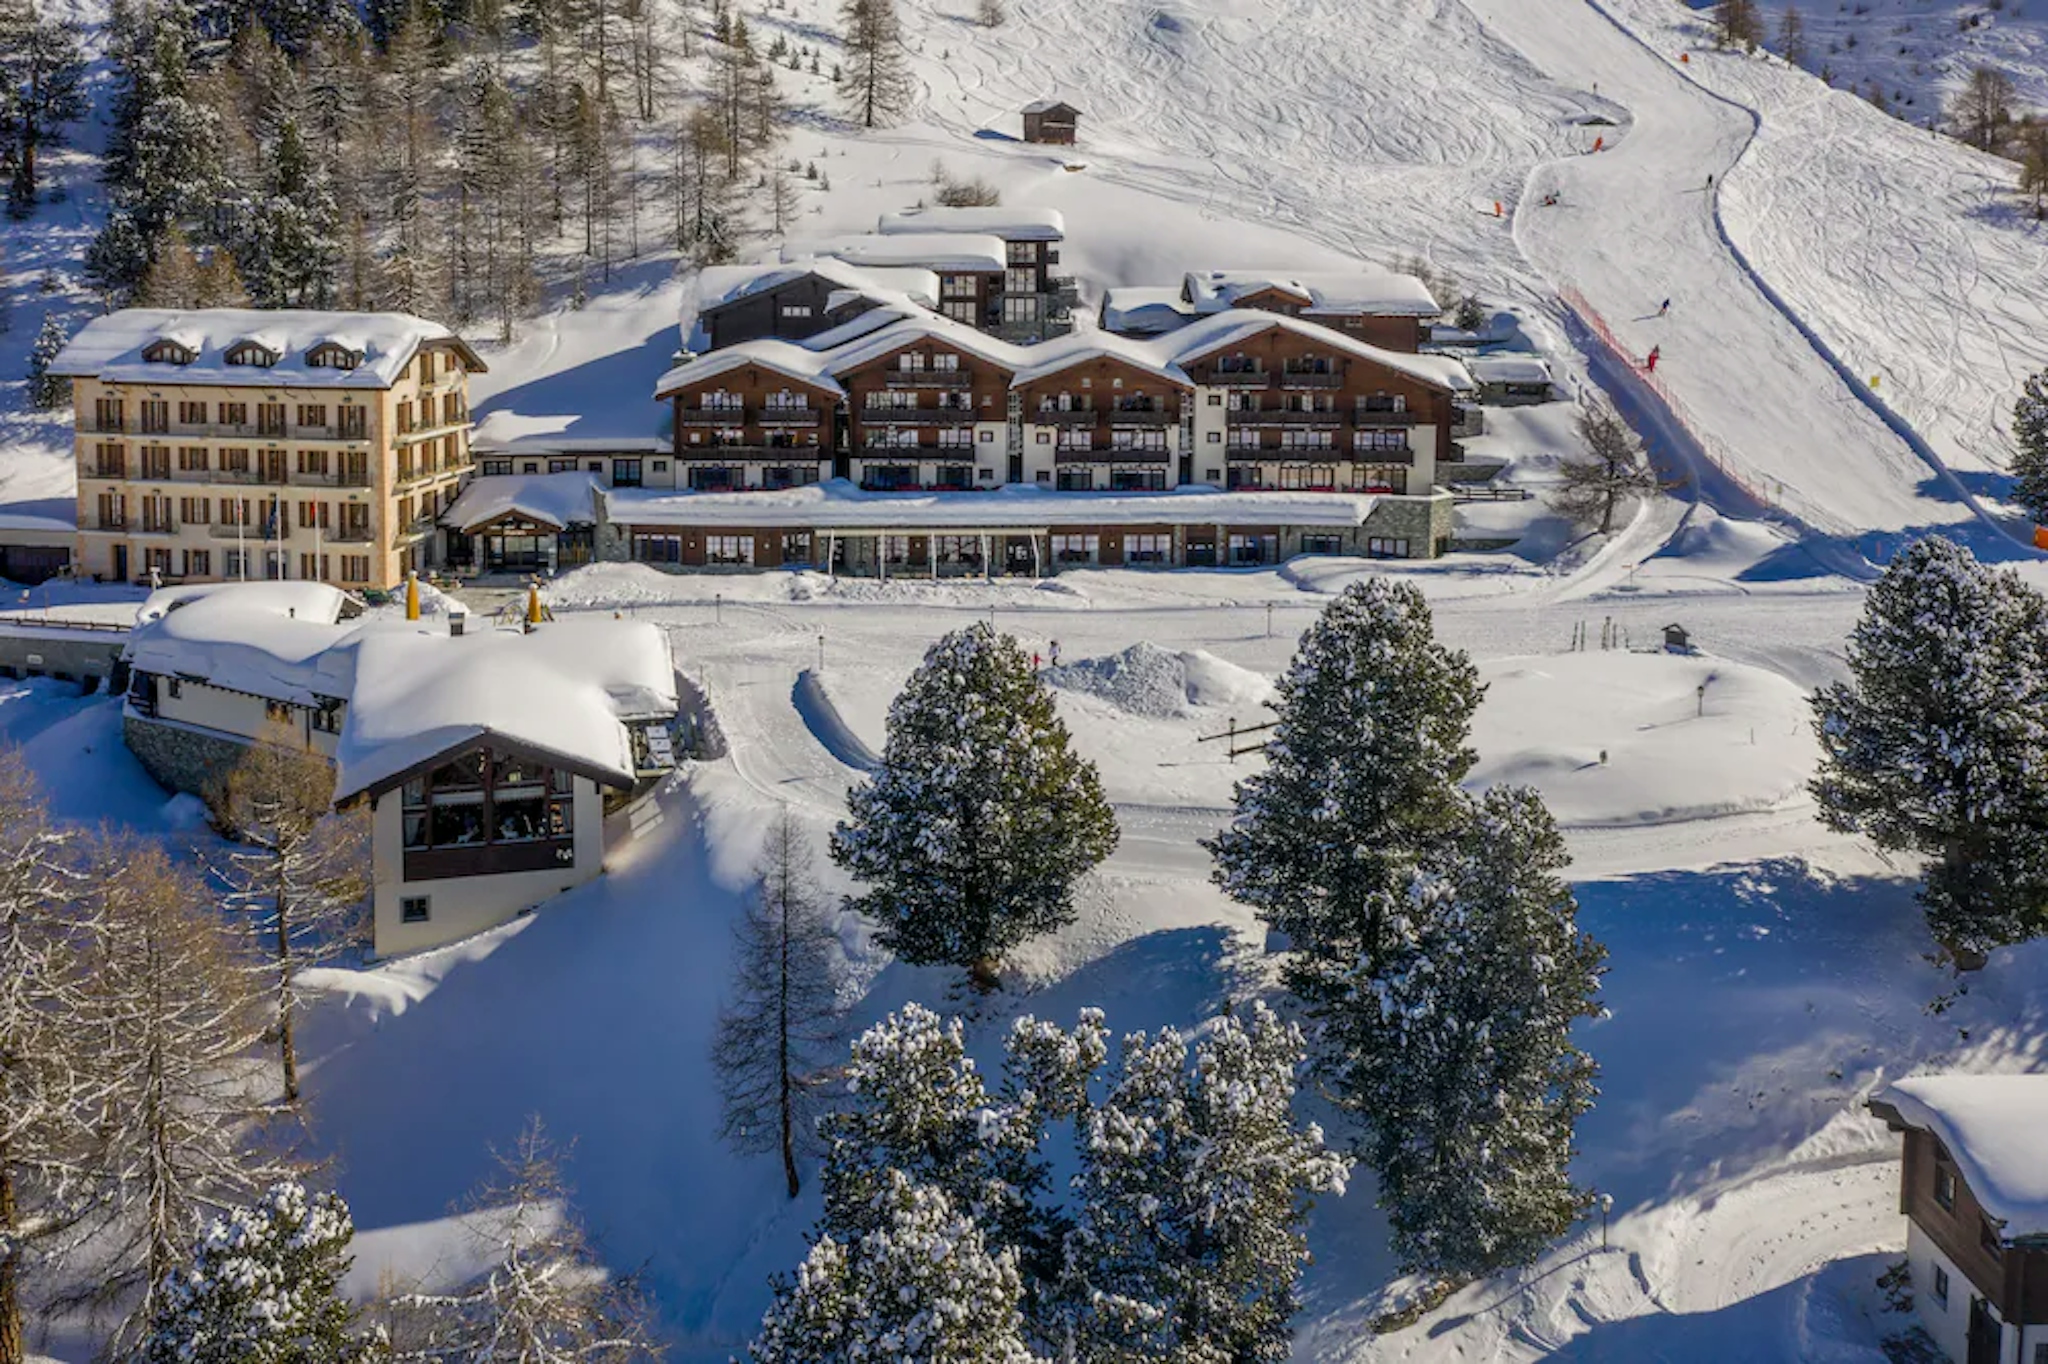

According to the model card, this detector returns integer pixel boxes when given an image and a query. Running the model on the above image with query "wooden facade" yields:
[662,364,839,491]
[700,270,893,350]
[1899,1126,2048,1328]
[1018,354,1187,488]
[1178,327,1452,493]
[1022,100,1080,145]
[1211,285,1426,354]
[837,338,1014,489]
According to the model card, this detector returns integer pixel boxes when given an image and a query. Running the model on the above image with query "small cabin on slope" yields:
[1868,1076,2048,1364]
[1022,100,1080,145]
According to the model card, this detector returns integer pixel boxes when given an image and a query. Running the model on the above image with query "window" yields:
[144,339,195,365]
[307,343,362,370]
[548,459,576,474]
[298,552,330,581]
[1367,537,1410,558]
[140,400,169,433]
[480,459,512,476]
[1055,469,1092,491]
[94,397,125,432]
[1003,296,1041,325]
[179,401,207,425]
[338,407,367,439]
[1302,534,1344,555]
[943,302,977,325]
[341,555,370,583]
[1229,533,1276,565]
[219,401,248,427]
[941,275,978,300]
[225,340,278,367]
[2033,1343,2047,1364]
[400,749,573,852]
[1983,1217,2004,1258]
[1206,431,1222,443]
[141,446,171,479]
[705,534,754,565]
[613,459,644,487]
[297,404,328,429]
[179,446,208,472]
[1207,393,1223,406]
[179,548,209,577]
[298,448,329,476]
[1052,533,1097,564]
[1006,241,1038,265]
[780,304,813,319]
[1109,469,1166,491]
[1932,1264,1950,1307]
[1126,533,1170,564]
[1004,268,1036,295]
[1936,1161,1957,1211]
[632,531,683,563]
[401,896,431,924]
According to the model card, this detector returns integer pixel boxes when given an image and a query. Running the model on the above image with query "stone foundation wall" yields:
[123,714,252,801]
[1362,492,1454,556]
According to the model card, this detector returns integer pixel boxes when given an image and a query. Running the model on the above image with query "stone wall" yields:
[1363,492,1454,555]
[123,714,251,801]
[0,629,129,687]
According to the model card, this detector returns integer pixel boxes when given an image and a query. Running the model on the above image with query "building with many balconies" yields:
[49,310,485,591]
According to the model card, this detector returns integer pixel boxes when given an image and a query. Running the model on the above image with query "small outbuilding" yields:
[1868,1075,2048,1364]
[1022,99,1080,145]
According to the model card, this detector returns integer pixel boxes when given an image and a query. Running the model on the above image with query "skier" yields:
[1049,640,1061,666]
[1033,651,1042,672]
[1645,345,1662,373]
[1658,298,1670,316]
[1705,172,1714,190]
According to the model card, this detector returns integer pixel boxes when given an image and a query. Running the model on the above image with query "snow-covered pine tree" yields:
[0,1,89,218]
[212,723,368,1104]
[818,1003,1050,1267]
[1550,400,1663,534]
[836,0,909,128]
[1045,1004,1350,1363]
[751,1172,1043,1364]
[25,312,67,408]
[72,837,284,1347]
[1206,579,1483,1002]
[382,1119,660,1364]
[242,116,342,308]
[832,625,1117,987]
[0,751,92,1364]
[1336,785,1604,1283]
[141,1182,371,1364]
[712,806,848,1199]
[1812,535,2048,959]
[2009,370,2048,525]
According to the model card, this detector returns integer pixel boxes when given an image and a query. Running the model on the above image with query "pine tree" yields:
[2011,370,2048,525]
[211,724,368,1104]
[1206,579,1483,1001]
[142,1182,372,1364]
[241,116,342,307]
[0,751,92,1364]
[1044,1004,1349,1363]
[1811,535,2048,960]
[712,807,848,1199]
[381,1119,661,1364]
[818,1003,1049,1262]
[837,0,909,128]
[1336,786,1604,1282]
[751,1172,1041,1364]
[25,311,66,408]
[1551,400,1665,534]
[831,624,1118,986]
[0,1,90,218]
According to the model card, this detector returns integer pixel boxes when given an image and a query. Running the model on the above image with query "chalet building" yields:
[1468,354,1559,405]
[837,332,1014,491]
[876,207,1078,341]
[49,310,485,592]
[1869,1076,2048,1364]
[1021,99,1080,145]
[654,348,843,493]
[1014,351,1188,492]
[688,259,940,352]
[1101,269,1442,352]
[119,580,679,956]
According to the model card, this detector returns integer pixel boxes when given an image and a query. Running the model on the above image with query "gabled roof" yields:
[653,340,853,402]
[1100,287,1199,336]
[877,206,1066,242]
[1023,99,1080,115]
[441,471,605,534]
[784,233,1008,274]
[50,309,486,389]
[1873,1075,2048,1241]
[1468,354,1554,386]
[693,259,941,314]
[1164,311,1473,392]
[1182,269,1442,318]
[126,581,367,705]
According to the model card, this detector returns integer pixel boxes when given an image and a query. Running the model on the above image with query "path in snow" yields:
[1465,0,1990,557]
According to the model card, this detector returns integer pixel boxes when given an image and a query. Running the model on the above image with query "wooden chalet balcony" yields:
[1354,409,1421,427]
[678,446,825,461]
[1280,371,1342,389]
[1105,408,1174,426]
[757,406,822,425]
[881,371,974,389]
[863,408,977,426]
[1227,446,1417,466]
[1053,447,1171,465]
[678,408,747,426]
[1208,370,1269,387]
[1229,409,1344,426]
[1031,408,1098,426]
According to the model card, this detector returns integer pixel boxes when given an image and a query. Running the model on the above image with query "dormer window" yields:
[142,339,195,365]
[306,342,363,370]
[225,340,279,368]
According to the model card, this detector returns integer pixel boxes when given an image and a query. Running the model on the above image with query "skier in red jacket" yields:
[1646,345,1662,373]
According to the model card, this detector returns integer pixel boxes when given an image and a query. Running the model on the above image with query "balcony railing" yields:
[89,518,128,532]
[1280,371,1342,389]
[677,446,825,461]
[125,424,374,444]
[391,515,438,547]
[1030,408,1097,426]
[329,527,376,544]
[1229,409,1344,426]
[1053,448,1171,465]
[1354,409,1420,427]
[1209,370,1268,387]
[1227,447,1416,466]
[1105,408,1174,426]
[863,408,977,426]
[679,408,746,426]
[881,371,974,389]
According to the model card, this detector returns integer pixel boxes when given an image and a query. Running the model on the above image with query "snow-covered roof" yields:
[1183,270,1442,318]
[126,581,365,704]
[1467,354,1554,386]
[1022,98,1079,115]
[1100,287,1199,336]
[651,308,1467,399]
[442,472,605,533]
[694,260,941,313]
[1875,1075,2048,1241]
[784,233,1008,274]
[609,479,1380,530]
[876,206,1066,242]
[49,309,486,389]
[333,618,677,800]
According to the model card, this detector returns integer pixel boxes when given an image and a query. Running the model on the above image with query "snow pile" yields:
[1468,652,1817,828]
[1045,642,1272,719]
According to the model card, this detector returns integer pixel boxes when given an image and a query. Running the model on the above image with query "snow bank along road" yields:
[881,0,2006,561]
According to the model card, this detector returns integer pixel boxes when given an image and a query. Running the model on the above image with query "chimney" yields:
[449,609,467,637]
